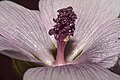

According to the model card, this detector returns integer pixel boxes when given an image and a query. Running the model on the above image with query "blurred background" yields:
[0,0,39,80]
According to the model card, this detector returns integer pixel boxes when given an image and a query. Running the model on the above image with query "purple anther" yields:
[49,6,77,42]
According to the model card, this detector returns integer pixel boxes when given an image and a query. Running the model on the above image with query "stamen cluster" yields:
[49,6,77,41]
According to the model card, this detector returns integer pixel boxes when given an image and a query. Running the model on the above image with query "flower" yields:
[0,0,120,80]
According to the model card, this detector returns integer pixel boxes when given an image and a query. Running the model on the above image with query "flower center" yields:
[49,6,77,66]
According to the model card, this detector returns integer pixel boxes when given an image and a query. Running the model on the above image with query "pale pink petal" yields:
[24,64,120,80]
[75,19,120,68]
[39,0,57,46]
[0,35,40,63]
[0,1,54,65]
[118,55,120,66]
[39,0,120,46]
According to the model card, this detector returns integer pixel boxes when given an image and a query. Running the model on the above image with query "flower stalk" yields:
[54,40,67,66]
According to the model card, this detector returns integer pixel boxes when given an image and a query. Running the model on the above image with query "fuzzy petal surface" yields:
[0,1,54,65]
[24,64,120,80]
[75,19,120,68]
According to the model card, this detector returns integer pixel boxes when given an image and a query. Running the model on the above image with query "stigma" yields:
[48,6,77,66]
